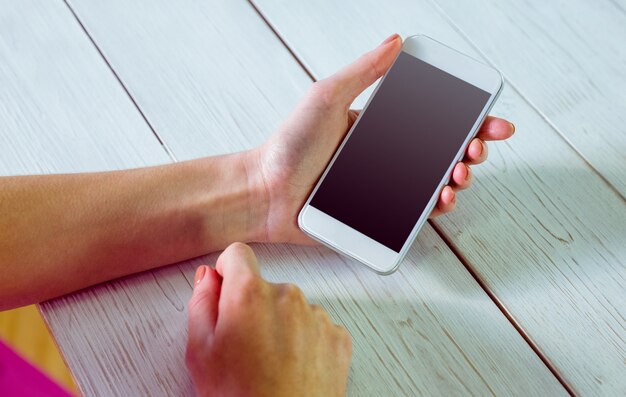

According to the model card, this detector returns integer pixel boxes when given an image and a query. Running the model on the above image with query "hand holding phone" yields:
[251,34,513,273]
[298,35,504,273]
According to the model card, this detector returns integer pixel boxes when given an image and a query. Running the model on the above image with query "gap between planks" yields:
[428,222,576,396]
[246,0,578,394]
[62,0,178,163]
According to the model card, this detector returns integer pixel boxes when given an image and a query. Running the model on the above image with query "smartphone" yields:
[298,35,503,274]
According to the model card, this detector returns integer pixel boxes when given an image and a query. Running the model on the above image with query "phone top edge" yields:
[402,34,503,94]
[403,34,499,75]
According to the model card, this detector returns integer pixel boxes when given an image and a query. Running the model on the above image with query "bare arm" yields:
[0,35,513,311]
[0,152,266,309]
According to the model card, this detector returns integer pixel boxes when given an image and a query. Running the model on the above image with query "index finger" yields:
[477,116,515,141]
[215,242,261,284]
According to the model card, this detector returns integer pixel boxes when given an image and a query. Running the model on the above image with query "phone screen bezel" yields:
[298,35,503,274]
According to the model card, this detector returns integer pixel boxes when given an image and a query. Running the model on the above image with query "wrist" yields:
[240,147,271,244]
[194,149,270,249]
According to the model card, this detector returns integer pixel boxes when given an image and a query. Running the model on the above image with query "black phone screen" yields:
[309,51,491,252]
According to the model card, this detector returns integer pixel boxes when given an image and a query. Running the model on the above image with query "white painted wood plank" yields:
[251,0,626,395]
[0,1,169,174]
[67,0,308,161]
[0,1,195,395]
[433,0,626,197]
[61,0,567,395]
[41,265,195,396]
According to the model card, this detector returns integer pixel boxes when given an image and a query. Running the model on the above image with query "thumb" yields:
[187,265,221,346]
[327,33,402,104]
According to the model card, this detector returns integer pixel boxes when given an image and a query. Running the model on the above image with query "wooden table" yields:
[1,0,624,395]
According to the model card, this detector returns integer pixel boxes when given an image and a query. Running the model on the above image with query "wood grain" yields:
[30,0,571,395]
[251,0,626,395]
[0,0,169,174]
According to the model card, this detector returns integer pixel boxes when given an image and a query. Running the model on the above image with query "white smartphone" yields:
[298,35,503,274]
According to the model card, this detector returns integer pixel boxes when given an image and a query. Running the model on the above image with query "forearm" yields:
[0,151,267,310]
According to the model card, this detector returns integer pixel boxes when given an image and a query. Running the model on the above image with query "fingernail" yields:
[194,265,207,287]
[471,138,483,157]
[509,122,516,134]
[380,33,400,46]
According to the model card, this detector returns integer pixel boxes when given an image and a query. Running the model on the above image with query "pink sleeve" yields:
[0,339,73,397]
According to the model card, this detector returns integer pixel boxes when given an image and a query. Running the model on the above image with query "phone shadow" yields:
[432,162,625,302]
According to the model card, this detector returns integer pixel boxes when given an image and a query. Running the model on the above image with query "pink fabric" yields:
[0,339,72,397]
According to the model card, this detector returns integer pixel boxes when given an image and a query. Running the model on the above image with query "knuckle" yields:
[312,304,331,322]
[232,275,266,306]
[187,290,213,316]
[280,283,306,303]
[363,52,383,81]
[187,294,202,314]
[309,79,341,108]
[337,326,353,350]
[241,273,263,293]
[227,242,254,258]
